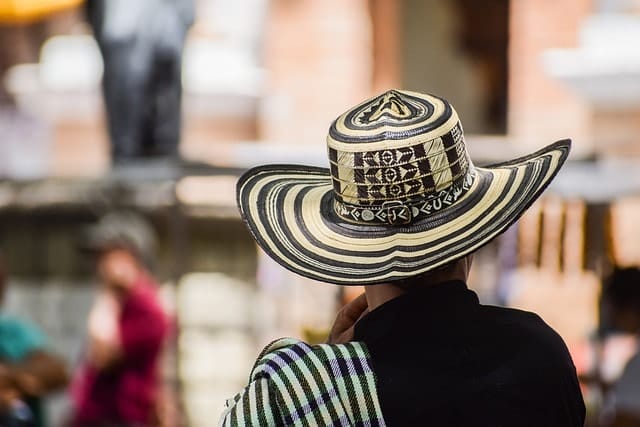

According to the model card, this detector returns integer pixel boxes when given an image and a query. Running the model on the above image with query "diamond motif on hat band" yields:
[333,170,476,226]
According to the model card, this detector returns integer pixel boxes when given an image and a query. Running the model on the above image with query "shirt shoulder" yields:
[481,304,559,336]
[480,305,576,368]
[0,315,47,361]
[124,281,167,316]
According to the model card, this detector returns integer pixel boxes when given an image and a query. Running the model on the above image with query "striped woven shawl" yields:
[219,338,386,426]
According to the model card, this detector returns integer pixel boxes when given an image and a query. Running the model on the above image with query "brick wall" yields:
[592,108,640,158]
[508,0,594,154]
[259,0,373,146]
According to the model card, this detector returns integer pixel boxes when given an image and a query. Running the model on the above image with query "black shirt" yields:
[354,281,586,427]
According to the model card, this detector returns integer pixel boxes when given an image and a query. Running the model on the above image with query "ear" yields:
[465,254,474,271]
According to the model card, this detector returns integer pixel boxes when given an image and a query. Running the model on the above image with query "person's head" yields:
[84,211,157,295]
[601,267,640,334]
[237,89,571,292]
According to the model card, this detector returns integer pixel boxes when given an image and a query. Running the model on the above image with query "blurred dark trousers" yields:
[86,0,194,163]
[0,405,36,427]
[100,40,183,162]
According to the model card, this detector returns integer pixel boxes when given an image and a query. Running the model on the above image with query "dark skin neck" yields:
[327,255,473,344]
[364,255,473,311]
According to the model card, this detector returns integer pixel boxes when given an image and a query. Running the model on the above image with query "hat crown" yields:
[327,90,474,225]
[355,90,414,124]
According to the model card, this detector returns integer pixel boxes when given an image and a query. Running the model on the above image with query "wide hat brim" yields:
[237,139,571,285]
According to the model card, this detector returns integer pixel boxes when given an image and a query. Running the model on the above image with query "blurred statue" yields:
[70,212,171,427]
[86,0,195,164]
[0,255,69,427]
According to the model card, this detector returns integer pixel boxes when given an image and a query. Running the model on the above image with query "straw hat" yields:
[237,90,570,285]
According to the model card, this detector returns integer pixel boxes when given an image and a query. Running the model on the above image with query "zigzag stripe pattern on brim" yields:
[237,140,571,285]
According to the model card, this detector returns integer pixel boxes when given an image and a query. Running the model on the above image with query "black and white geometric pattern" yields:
[334,171,475,225]
[327,90,472,225]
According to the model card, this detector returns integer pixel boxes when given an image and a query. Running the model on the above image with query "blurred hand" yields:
[87,291,122,370]
[15,351,68,395]
[327,293,368,344]
[0,364,18,410]
[14,371,41,396]
[88,291,120,344]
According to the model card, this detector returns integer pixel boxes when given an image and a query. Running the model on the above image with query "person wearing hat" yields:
[220,90,585,426]
[600,267,640,427]
[70,212,170,427]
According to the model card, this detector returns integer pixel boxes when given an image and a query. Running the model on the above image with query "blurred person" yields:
[71,212,170,427]
[221,90,585,426]
[601,267,640,427]
[85,0,195,164]
[0,255,69,427]
[0,365,36,427]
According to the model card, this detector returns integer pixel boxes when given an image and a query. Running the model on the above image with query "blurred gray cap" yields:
[84,211,157,266]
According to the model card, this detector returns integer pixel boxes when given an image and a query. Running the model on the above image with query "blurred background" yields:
[1,0,640,425]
